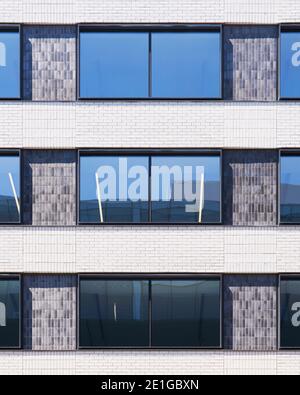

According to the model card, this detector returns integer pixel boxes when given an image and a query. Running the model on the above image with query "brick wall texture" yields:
[23,26,77,101]
[22,150,77,226]
[223,150,278,226]
[23,275,77,351]
[223,275,278,351]
[223,25,278,101]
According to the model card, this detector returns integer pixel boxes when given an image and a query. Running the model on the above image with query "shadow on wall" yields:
[223,25,278,101]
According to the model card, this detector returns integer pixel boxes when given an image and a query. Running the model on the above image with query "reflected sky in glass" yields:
[281,32,300,98]
[152,32,221,98]
[80,32,149,98]
[0,155,20,223]
[0,32,20,98]
[281,155,300,223]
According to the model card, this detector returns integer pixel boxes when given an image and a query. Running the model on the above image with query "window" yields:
[151,156,221,223]
[0,276,20,348]
[79,25,221,99]
[280,27,300,99]
[0,152,20,223]
[151,279,221,347]
[79,276,221,349]
[280,153,300,223]
[79,155,149,223]
[79,279,149,347]
[152,32,221,98]
[0,27,20,99]
[79,151,221,224]
[280,276,300,348]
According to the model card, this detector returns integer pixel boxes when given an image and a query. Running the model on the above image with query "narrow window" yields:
[0,277,20,348]
[0,153,20,223]
[280,153,300,223]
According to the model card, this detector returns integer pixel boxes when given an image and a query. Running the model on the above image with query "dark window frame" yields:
[77,148,223,226]
[77,24,223,101]
[0,149,22,225]
[0,274,22,350]
[279,274,300,350]
[279,149,300,225]
[77,273,223,350]
[0,24,22,101]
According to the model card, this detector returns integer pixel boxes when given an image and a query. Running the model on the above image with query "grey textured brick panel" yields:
[223,150,278,226]
[23,275,77,351]
[224,275,278,351]
[223,25,278,101]
[23,150,77,226]
[23,26,76,101]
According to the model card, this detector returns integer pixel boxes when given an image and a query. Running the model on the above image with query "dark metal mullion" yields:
[149,280,152,348]
[148,156,152,223]
[149,33,152,98]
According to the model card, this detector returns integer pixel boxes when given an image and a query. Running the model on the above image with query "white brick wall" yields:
[1,102,300,149]
[0,226,298,274]
[1,0,300,24]
[0,351,300,375]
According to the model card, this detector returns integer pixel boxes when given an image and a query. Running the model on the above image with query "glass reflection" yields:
[152,32,221,98]
[80,32,149,98]
[151,279,221,347]
[0,278,20,348]
[0,155,20,223]
[281,155,300,223]
[281,31,300,99]
[0,31,20,99]
[280,277,300,348]
[80,156,149,223]
[79,279,149,347]
[151,156,221,223]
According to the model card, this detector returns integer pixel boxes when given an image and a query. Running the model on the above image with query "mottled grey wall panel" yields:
[23,26,76,101]
[23,275,77,351]
[224,275,277,351]
[223,150,278,226]
[23,150,76,226]
[224,26,278,101]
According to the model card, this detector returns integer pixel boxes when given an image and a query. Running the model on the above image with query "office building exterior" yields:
[1,0,300,375]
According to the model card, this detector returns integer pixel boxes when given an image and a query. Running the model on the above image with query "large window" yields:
[280,26,300,99]
[79,276,221,349]
[0,276,20,348]
[79,151,221,224]
[0,27,20,99]
[280,276,300,349]
[79,25,221,99]
[280,152,300,223]
[151,279,221,348]
[0,152,20,223]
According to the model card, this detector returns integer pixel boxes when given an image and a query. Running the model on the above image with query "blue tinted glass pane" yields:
[281,155,300,223]
[151,156,221,223]
[152,32,221,98]
[0,32,20,98]
[0,155,20,223]
[281,32,300,98]
[152,279,221,347]
[0,278,20,348]
[79,279,149,347]
[80,32,149,98]
[80,156,149,223]
[280,277,300,348]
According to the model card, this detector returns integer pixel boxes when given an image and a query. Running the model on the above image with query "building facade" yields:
[1,0,300,375]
